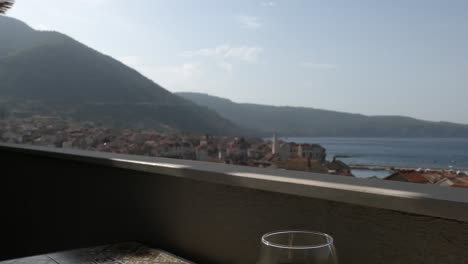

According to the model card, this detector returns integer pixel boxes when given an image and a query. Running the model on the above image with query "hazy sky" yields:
[8,0,468,123]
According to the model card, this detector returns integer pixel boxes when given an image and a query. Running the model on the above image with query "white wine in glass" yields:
[257,230,338,264]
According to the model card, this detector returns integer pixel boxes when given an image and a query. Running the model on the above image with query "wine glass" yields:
[257,230,338,264]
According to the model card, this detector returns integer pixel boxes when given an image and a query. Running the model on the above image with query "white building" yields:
[278,143,291,161]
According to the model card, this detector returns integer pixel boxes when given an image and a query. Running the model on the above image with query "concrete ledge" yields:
[2,142,468,263]
[1,143,468,222]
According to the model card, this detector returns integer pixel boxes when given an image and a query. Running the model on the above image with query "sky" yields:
[7,0,468,124]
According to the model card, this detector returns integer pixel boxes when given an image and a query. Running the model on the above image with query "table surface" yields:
[0,242,193,264]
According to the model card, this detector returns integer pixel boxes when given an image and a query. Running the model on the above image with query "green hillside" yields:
[0,16,241,135]
[178,92,468,137]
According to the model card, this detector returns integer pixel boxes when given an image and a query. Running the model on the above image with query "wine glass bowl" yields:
[257,230,338,264]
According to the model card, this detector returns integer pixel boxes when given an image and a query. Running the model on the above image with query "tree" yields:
[0,0,14,14]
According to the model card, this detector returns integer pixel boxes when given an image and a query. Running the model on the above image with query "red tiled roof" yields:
[386,171,450,184]
[421,173,445,183]
[451,183,468,189]
[386,172,430,183]
[454,176,468,185]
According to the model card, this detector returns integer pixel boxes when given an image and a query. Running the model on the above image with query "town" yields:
[1,115,467,188]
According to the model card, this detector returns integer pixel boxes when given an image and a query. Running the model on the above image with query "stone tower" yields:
[272,132,279,154]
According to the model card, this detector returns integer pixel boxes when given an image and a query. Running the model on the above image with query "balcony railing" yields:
[1,142,468,264]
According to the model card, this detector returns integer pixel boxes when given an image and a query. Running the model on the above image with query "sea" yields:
[281,137,468,179]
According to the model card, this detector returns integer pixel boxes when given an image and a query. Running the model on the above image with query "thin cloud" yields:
[76,0,110,7]
[143,62,203,91]
[300,62,337,70]
[236,15,262,29]
[118,55,203,90]
[261,1,276,7]
[181,45,263,63]
[218,62,233,74]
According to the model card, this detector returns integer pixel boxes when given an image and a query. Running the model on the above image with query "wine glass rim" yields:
[261,230,334,249]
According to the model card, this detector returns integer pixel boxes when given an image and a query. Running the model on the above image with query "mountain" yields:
[177,92,468,137]
[0,16,240,134]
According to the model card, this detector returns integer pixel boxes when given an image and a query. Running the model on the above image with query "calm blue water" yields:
[350,169,393,179]
[283,137,468,170]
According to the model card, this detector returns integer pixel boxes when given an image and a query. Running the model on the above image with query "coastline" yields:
[349,164,468,179]
[349,164,468,172]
